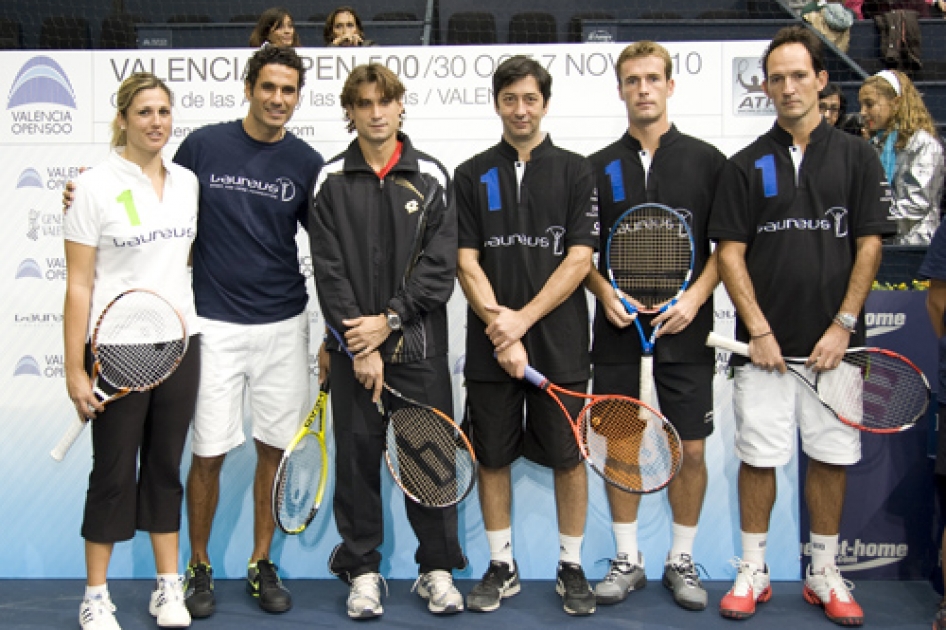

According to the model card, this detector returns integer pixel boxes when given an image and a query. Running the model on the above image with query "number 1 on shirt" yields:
[605,203,696,413]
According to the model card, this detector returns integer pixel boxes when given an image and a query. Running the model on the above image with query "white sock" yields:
[741,531,767,569]
[486,528,513,566]
[809,533,839,573]
[156,573,179,587]
[85,583,108,600]
[613,521,639,563]
[559,533,583,565]
[669,523,698,561]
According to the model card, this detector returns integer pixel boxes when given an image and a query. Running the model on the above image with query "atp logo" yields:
[732,57,774,116]
[6,56,80,138]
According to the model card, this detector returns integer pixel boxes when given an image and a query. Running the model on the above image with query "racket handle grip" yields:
[50,417,87,462]
[522,365,546,388]
[705,332,750,357]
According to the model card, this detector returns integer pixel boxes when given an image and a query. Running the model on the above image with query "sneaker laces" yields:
[187,564,211,591]
[728,557,762,597]
[599,554,634,583]
[83,594,117,617]
[669,553,703,586]
[351,572,388,604]
[411,570,457,600]
[559,563,589,593]
[256,561,282,590]
[159,576,185,604]
[480,561,511,588]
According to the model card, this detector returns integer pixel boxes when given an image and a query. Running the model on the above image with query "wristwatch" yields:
[386,310,402,332]
[834,312,856,333]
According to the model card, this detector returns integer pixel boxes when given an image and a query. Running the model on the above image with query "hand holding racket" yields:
[706,332,930,434]
[52,289,188,461]
[606,202,695,413]
[328,326,476,508]
[522,365,683,494]
[272,378,331,534]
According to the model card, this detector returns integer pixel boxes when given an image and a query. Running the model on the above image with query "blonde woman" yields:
[860,69,945,244]
[64,72,200,630]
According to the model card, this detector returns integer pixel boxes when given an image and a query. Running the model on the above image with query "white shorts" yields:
[732,363,861,467]
[191,312,310,457]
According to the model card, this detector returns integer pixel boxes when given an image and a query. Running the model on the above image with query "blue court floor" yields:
[1,578,939,629]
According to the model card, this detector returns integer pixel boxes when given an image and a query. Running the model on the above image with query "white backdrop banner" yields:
[0,42,802,582]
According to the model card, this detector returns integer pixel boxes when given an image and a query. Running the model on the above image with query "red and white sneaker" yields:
[719,560,771,620]
[803,565,863,626]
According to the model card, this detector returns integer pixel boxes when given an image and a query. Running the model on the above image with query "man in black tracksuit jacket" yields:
[309,63,465,619]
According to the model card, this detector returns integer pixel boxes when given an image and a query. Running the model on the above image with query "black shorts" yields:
[936,404,946,477]
[464,378,586,470]
[593,361,714,441]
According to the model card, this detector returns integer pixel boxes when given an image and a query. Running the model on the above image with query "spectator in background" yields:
[819,83,847,127]
[860,69,945,244]
[324,6,376,47]
[250,7,300,47]
[845,0,864,19]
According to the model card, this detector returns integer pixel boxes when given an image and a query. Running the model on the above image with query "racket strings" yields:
[94,294,186,390]
[818,352,929,430]
[390,319,428,365]
[581,398,682,493]
[609,210,692,310]
[386,406,474,507]
[276,434,324,532]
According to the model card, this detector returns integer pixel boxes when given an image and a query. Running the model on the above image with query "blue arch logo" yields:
[13,356,42,377]
[7,56,77,110]
[16,168,43,189]
[16,258,43,279]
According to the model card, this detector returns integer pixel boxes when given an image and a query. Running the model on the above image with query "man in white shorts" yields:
[708,26,893,626]
[173,46,324,617]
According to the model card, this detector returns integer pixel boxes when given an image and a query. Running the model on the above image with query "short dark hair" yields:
[761,25,825,80]
[492,55,551,106]
[245,45,305,91]
[818,82,847,124]
[324,6,364,45]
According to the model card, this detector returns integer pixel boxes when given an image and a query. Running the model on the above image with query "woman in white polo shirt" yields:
[63,72,200,630]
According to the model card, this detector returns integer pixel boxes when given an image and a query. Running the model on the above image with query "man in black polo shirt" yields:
[584,40,726,612]
[455,55,598,616]
[709,26,893,626]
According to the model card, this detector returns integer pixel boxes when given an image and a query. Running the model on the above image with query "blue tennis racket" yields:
[605,202,695,416]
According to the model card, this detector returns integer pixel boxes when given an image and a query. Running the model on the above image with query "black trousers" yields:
[81,336,200,543]
[328,351,466,580]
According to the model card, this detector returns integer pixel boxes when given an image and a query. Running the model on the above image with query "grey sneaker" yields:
[594,552,646,605]
[662,553,708,611]
[556,562,596,616]
[467,560,521,612]
[413,569,464,614]
[347,572,385,619]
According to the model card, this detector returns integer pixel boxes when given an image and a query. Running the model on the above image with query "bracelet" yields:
[750,331,773,340]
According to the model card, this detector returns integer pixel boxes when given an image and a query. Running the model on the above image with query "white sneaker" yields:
[719,559,771,620]
[803,565,864,626]
[347,572,385,619]
[413,569,464,614]
[79,593,121,630]
[149,576,192,628]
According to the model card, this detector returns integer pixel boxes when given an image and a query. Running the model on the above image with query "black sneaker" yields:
[184,562,215,619]
[246,559,292,613]
[556,562,596,616]
[466,560,521,612]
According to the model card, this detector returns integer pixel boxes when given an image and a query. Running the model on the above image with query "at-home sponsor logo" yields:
[802,538,908,571]
[6,56,77,137]
[865,311,906,337]
[14,354,64,378]
[16,257,67,281]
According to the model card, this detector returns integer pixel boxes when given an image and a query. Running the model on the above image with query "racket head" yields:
[91,289,188,392]
[806,348,931,434]
[606,203,695,312]
[580,395,683,493]
[272,380,331,534]
[384,402,477,508]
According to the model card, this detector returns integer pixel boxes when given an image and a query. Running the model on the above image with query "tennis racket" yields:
[328,326,476,508]
[51,289,188,461]
[605,203,695,417]
[272,378,331,534]
[706,332,930,434]
[522,365,683,494]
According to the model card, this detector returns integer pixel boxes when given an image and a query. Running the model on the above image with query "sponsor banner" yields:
[800,291,938,579]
